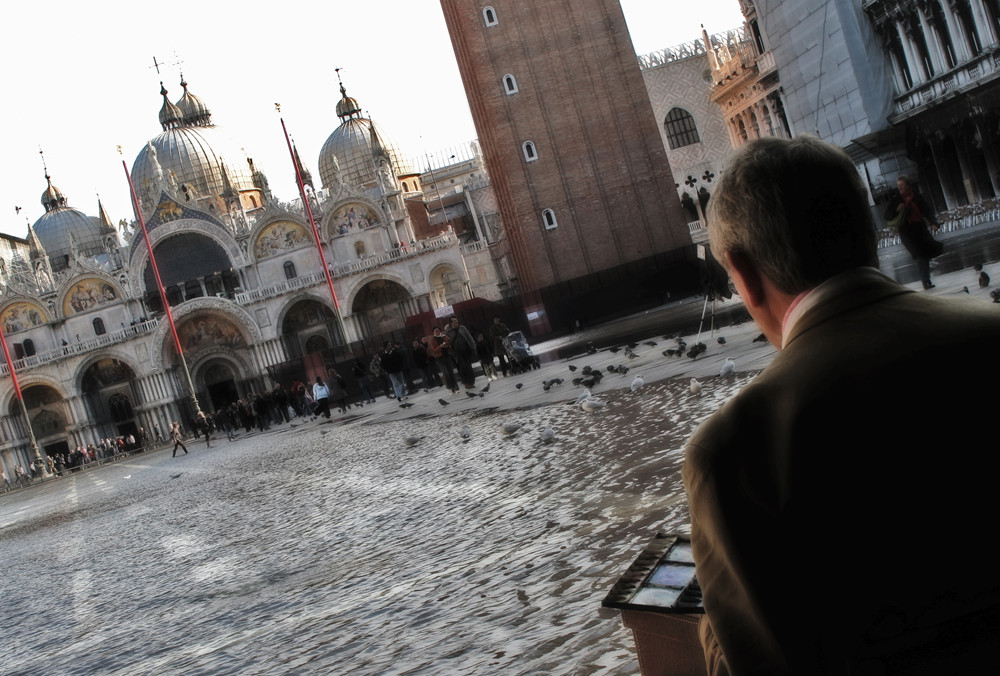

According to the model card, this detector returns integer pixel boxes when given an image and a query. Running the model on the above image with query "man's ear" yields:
[724,250,765,309]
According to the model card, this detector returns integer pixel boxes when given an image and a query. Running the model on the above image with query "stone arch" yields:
[428,263,466,308]
[60,275,124,317]
[126,219,245,292]
[8,380,71,455]
[323,198,384,238]
[0,300,48,334]
[278,295,343,357]
[251,219,312,261]
[190,351,253,413]
[350,277,416,339]
[149,298,261,371]
[78,356,141,439]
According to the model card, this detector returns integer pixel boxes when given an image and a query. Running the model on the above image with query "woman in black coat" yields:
[885,175,942,289]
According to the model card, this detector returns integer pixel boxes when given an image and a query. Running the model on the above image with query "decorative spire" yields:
[334,68,362,120]
[26,223,46,260]
[97,197,115,233]
[176,74,212,127]
[292,140,314,190]
[158,82,183,130]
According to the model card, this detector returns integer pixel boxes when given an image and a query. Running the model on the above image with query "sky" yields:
[0,0,745,239]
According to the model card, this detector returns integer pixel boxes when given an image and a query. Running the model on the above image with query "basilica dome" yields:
[32,175,107,260]
[130,81,259,215]
[318,83,416,191]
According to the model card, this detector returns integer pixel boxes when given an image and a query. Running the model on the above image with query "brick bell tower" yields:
[439,0,691,332]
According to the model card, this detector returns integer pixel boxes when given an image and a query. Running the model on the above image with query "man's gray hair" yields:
[707,135,878,294]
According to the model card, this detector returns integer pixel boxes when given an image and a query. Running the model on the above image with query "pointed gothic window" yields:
[665,108,700,149]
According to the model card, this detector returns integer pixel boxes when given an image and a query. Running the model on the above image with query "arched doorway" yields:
[198,358,241,413]
[81,358,140,438]
[351,279,413,338]
[281,299,343,358]
[143,232,238,312]
[12,384,71,457]
[428,266,465,309]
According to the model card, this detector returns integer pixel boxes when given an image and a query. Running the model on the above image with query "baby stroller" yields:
[502,331,541,373]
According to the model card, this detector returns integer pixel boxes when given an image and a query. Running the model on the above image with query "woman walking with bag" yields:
[886,175,943,289]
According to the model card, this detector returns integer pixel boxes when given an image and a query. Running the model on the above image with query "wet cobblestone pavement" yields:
[0,369,753,675]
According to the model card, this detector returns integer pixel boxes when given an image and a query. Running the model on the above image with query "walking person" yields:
[380,341,407,400]
[475,331,497,381]
[424,326,458,393]
[327,368,349,413]
[885,174,943,289]
[446,316,477,389]
[195,411,213,448]
[2,468,10,492]
[489,315,511,376]
[352,358,376,404]
[170,422,188,457]
[312,376,331,419]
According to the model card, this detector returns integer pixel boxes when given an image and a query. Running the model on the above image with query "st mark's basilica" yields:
[0,77,509,468]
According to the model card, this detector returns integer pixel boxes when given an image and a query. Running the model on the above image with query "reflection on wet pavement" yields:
[0,373,753,675]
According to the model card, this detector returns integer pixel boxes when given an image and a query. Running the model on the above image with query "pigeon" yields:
[586,342,598,355]
[720,358,736,377]
[690,378,703,396]
[717,336,727,345]
[399,402,415,408]
[581,365,594,375]
[574,389,592,405]
[663,349,677,357]
[549,378,564,386]
[609,346,621,353]
[460,426,472,442]
[627,342,639,349]
[466,391,484,399]
[480,382,490,393]
[501,422,523,436]
[568,364,578,372]
[540,426,556,443]
[515,383,524,389]
[616,365,629,375]
[630,374,644,392]
[752,333,768,343]
[438,398,450,406]
[404,436,424,447]
[170,473,182,479]
[644,340,658,347]
[543,382,552,392]
[571,377,583,386]
[625,347,638,359]
[581,376,597,388]
[580,397,606,412]
[687,343,707,359]
[992,289,1000,303]
[607,365,617,373]
[962,286,970,293]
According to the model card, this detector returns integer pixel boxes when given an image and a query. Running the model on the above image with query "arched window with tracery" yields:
[665,108,700,149]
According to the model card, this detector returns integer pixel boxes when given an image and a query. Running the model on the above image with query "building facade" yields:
[0,79,507,474]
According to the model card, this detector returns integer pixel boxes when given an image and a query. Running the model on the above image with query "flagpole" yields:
[0,323,45,475]
[119,151,203,418]
[276,105,348,345]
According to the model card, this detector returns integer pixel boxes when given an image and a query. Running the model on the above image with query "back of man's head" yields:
[707,135,878,294]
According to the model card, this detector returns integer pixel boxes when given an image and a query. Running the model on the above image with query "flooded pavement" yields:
[0,372,753,675]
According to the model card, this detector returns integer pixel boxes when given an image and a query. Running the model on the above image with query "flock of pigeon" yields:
[399,333,751,447]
